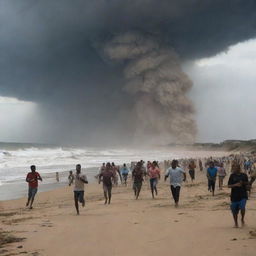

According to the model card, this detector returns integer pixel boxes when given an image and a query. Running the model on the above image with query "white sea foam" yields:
[0,144,181,186]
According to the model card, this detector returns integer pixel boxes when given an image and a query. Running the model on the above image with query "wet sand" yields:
[0,168,256,256]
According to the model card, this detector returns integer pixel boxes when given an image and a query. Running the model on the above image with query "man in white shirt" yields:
[165,160,186,207]
[73,164,88,215]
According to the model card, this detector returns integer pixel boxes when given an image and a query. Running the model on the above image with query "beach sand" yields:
[0,167,256,256]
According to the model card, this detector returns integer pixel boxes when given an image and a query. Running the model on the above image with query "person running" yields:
[68,170,74,186]
[207,162,218,196]
[132,161,144,200]
[249,161,256,194]
[26,165,42,209]
[73,164,88,215]
[112,162,122,185]
[165,160,186,207]
[99,162,115,204]
[120,163,129,186]
[188,160,196,182]
[148,161,161,199]
[228,162,249,228]
[199,159,203,171]
[95,163,105,180]
[56,172,59,182]
[217,162,226,190]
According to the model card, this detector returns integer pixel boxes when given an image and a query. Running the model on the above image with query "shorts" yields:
[103,184,112,193]
[189,169,195,180]
[133,181,142,191]
[230,199,247,214]
[28,187,38,199]
[122,173,128,179]
[150,178,157,188]
[74,191,85,203]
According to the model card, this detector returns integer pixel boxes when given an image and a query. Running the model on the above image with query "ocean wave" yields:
[0,143,180,186]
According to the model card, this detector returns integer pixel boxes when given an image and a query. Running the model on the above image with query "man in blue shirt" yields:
[207,162,218,196]
[120,163,130,186]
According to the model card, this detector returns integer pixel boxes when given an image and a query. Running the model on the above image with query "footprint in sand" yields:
[40,221,53,227]
[249,230,256,238]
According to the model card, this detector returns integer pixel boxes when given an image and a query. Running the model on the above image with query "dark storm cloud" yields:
[0,0,256,145]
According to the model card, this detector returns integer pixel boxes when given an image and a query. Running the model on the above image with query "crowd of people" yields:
[25,153,256,227]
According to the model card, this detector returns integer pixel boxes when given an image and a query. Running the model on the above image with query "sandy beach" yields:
[0,165,256,256]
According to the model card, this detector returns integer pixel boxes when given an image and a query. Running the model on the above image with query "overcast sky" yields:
[0,1,256,145]
[186,38,256,142]
[1,38,255,144]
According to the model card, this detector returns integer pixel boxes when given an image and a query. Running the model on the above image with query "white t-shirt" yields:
[73,173,88,191]
[165,167,185,187]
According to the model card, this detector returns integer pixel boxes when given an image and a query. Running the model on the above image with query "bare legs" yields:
[133,182,142,199]
[26,188,37,209]
[74,191,85,215]
[26,196,35,209]
[150,178,158,199]
[171,185,181,207]
[103,185,112,204]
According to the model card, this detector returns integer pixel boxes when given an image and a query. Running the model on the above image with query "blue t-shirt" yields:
[121,167,129,175]
[207,167,218,178]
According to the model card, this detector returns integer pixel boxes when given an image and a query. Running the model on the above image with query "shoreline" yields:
[0,167,99,201]
[0,150,231,201]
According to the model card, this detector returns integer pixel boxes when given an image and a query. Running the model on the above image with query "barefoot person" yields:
[199,159,203,172]
[120,163,129,186]
[228,162,249,228]
[112,162,122,186]
[73,164,88,215]
[165,160,186,207]
[217,162,226,190]
[148,161,161,199]
[56,172,59,182]
[26,165,42,209]
[249,161,256,194]
[207,162,218,196]
[99,162,115,204]
[68,170,74,186]
[188,160,196,182]
[132,161,144,200]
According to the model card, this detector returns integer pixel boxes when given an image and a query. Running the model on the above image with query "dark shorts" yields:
[150,178,157,188]
[189,169,195,180]
[133,181,142,190]
[103,183,112,193]
[230,199,247,214]
[28,187,38,199]
[122,173,128,179]
[74,191,85,203]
